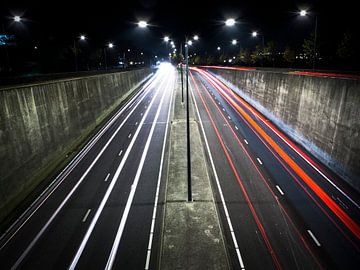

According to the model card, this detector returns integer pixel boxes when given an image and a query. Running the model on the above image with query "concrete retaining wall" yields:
[207,68,360,191]
[0,68,152,221]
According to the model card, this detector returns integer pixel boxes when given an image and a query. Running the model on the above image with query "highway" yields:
[0,63,175,269]
[0,63,360,270]
[189,67,360,269]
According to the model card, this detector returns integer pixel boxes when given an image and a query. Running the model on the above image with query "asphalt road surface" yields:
[1,63,359,270]
[0,63,175,270]
[189,67,360,270]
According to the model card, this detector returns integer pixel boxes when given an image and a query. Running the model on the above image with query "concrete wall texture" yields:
[207,68,360,191]
[0,69,152,221]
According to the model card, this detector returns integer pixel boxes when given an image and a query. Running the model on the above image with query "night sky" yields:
[1,0,359,57]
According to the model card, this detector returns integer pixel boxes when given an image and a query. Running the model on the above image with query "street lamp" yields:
[232,39,237,45]
[252,31,257,37]
[183,35,199,202]
[164,36,170,42]
[217,46,221,51]
[13,16,22,22]
[104,42,114,70]
[299,10,318,70]
[225,18,236,26]
[138,20,148,28]
[73,34,87,71]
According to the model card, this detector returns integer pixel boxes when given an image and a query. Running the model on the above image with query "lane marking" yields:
[82,209,91,223]
[104,173,110,182]
[68,73,169,270]
[276,185,285,196]
[307,230,321,247]
[9,74,162,268]
[189,76,246,270]
[118,150,123,156]
[128,133,132,139]
[106,70,174,270]
[145,73,175,270]
[235,125,238,130]
[228,115,231,120]
[0,73,156,250]
[222,108,225,111]
[135,122,138,126]
[257,158,263,165]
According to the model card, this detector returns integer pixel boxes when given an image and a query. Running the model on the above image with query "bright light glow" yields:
[225,18,236,26]
[108,43,114,48]
[193,35,199,41]
[232,39,237,45]
[155,55,158,58]
[187,40,193,46]
[172,44,175,48]
[138,21,148,28]
[34,46,38,50]
[228,59,232,63]
[128,49,131,52]
[252,31,258,37]
[164,36,170,42]
[170,41,174,45]
[217,46,221,51]
[300,10,307,16]
[141,52,143,55]
[80,35,86,40]
[14,16,21,22]
[169,53,171,56]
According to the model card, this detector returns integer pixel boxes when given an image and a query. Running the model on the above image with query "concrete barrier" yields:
[206,67,360,192]
[0,68,152,222]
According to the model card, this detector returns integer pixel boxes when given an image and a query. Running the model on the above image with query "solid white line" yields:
[104,173,110,182]
[144,73,174,270]
[190,81,245,269]
[244,139,248,145]
[68,71,169,270]
[235,125,238,130]
[0,74,156,250]
[118,150,123,156]
[105,70,173,270]
[276,185,285,196]
[82,209,91,223]
[307,230,321,247]
[257,158,263,165]
[10,75,162,269]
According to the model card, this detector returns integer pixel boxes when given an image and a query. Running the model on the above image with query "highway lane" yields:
[189,68,360,269]
[0,63,175,269]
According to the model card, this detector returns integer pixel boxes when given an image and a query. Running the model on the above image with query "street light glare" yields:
[187,40,193,46]
[138,21,148,28]
[193,35,199,41]
[164,36,170,42]
[252,31,258,37]
[108,43,114,48]
[13,15,21,22]
[217,46,221,51]
[232,39,237,45]
[225,18,236,26]
[80,35,86,40]
[300,10,307,16]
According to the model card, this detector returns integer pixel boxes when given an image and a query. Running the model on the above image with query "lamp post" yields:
[73,34,86,72]
[104,42,113,70]
[299,10,318,70]
[183,35,198,202]
[1,15,22,73]
[185,37,192,202]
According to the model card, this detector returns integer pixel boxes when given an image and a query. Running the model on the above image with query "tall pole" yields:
[185,38,192,202]
[312,15,318,70]
[104,48,108,70]
[180,43,184,103]
[2,23,11,73]
[73,39,78,72]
